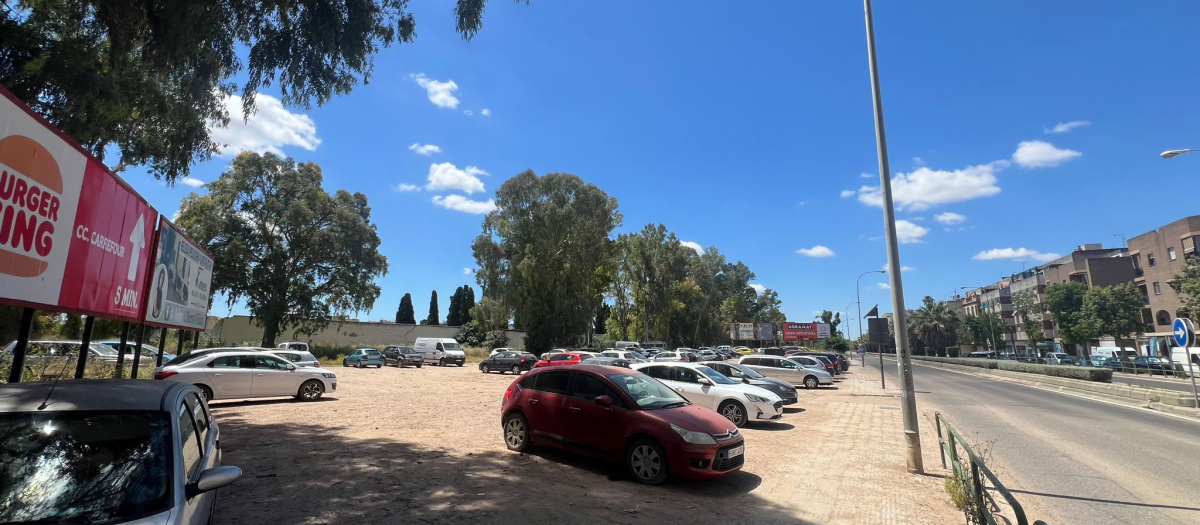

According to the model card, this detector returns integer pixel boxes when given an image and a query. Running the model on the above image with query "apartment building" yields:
[979,280,1016,351]
[1127,216,1200,349]
[1008,268,1055,353]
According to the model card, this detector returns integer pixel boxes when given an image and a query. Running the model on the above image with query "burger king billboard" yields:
[0,86,158,322]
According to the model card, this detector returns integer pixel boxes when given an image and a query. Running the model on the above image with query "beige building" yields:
[1008,268,1054,353]
[209,316,528,350]
[1128,215,1200,349]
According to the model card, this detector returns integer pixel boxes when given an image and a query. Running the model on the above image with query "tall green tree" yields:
[446,287,463,326]
[594,303,611,335]
[460,286,476,326]
[1,0,509,182]
[424,291,440,325]
[472,171,621,352]
[1045,282,1091,355]
[177,152,387,346]
[397,293,416,324]
[1011,292,1045,351]
[1080,283,1146,352]
[1171,254,1200,319]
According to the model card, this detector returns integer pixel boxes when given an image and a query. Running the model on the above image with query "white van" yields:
[614,341,641,350]
[414,337,466,367]
[1167,347,1200,376]
[277,342,310,353]
[1090,346,1137,361]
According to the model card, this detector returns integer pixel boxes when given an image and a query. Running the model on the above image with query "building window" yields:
[1192,236,1200,255]
[1154,282,1162,295]
[1132,254,1142,269]
[1148,253,1156,267]
[1156,310,1171,326]
[1168,247,1177,261]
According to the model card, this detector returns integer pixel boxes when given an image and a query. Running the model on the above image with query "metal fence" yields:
[935,412,1049,525]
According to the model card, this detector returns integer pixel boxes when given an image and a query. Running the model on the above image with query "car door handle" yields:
[567,407,581,412]
[674,387,683,392]
[530,398,539,404]
[256,373,264,376]
[213,373,222,377]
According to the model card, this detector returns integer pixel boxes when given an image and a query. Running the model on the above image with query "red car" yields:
[500,365,746,484]
[532,352,588,368]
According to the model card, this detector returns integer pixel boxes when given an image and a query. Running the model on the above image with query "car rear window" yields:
[534,371,571,394]
[0,411,172,523]
[365,350,382,357]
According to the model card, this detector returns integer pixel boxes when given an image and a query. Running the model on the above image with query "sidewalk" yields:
[751,365,963,524]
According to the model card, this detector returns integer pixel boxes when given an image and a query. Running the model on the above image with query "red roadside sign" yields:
[0,85,158,322]
[782,322,819,341]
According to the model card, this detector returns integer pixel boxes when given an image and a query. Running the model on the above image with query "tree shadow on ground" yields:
[210,415,822,525]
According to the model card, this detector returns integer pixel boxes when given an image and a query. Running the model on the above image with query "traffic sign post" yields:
[1173,318,1200,408]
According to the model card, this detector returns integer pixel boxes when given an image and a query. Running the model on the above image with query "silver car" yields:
[273,350,321,367]
[0,380,241,524]
[600,350,649,363]
[738,354,833,389]
[702,361,799,405]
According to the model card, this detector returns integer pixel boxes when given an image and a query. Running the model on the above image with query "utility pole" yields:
[863,0,923,474]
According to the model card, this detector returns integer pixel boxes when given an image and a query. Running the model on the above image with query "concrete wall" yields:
[209,316,527,350]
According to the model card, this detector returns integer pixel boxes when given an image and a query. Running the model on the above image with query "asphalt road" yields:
[868,358,1200,525]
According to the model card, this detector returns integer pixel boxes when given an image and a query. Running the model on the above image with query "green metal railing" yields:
[936,412,1049,525]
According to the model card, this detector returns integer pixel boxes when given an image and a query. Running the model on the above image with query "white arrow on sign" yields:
[127,214,146,282]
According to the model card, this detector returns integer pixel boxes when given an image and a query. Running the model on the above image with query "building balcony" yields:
[1135,268,1144,277]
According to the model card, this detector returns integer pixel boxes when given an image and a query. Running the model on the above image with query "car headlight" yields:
[744,393,772,403]
[670,424,717,445]
[322,373,336,379]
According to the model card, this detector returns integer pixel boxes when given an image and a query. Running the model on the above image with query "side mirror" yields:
[698,377,711,385]
[741,377,750,384]
[188,466,241,498]
[286,364,296,371]
[594,395,613,408]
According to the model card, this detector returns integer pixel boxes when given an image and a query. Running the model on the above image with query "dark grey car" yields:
[703,361,799,405]
[0,380,241,524]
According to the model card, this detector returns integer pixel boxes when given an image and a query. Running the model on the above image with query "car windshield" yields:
[732,364,764,379]
[442,343,460,351]
[608,373,689,409]
[0,411,172,524]
[89,344,118,356]
[696,366,737,385]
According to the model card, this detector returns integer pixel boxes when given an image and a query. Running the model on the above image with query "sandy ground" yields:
[209,362,962,525]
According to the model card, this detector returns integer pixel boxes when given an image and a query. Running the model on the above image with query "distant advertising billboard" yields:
[0,86,158,322]
[817,323,831,339]
[143,217,213,330]
[782,322,819,341]
[755,322,776,341]
[730,323,756,341]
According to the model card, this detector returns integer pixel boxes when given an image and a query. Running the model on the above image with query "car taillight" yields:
[153,370,177,380]
[520,357,526,363]
[504,385,516,399]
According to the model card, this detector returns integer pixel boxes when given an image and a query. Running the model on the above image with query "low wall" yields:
[209,316,527,351]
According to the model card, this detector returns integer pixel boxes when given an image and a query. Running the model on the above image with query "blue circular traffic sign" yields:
[1173,318,1194,348]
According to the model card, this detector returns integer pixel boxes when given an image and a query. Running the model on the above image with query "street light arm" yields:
[1162,149,1200,159]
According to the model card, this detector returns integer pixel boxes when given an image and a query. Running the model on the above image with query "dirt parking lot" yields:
[210,363,960,525]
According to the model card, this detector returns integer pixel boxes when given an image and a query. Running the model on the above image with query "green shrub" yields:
[996,361,1112,382]
[309,344,359,361]
[913,356,998,369]
[462,346,490,364]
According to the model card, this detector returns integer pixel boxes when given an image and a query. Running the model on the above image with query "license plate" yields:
[727,445,744,458]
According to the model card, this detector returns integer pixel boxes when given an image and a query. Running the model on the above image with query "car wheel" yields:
[511,365,521,375]
[480,363,489,373]
[503,412,531,452]
[355,360,363,368]
[416,362,423,368]
[439,358,446,367]
[626,438,668,485]
[804,376,819,389]
[342,359,349,367]
[457,363,464,367]
[196,384,214,402]
[718,400,749,427]
[297,379,324,401]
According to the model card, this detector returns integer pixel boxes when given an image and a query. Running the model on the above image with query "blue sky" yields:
[119,1,1200,331]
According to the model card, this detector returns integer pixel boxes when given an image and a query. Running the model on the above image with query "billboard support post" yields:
[7,308,35,383]
[74,316,95,379]
[114,322,130,379]
[156,329,168,367]
[131,324,147,379]
[176,329,185,355]
[193,331,200,349]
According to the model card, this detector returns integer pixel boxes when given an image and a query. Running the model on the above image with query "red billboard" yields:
[0,85,158,322]
[782,322,820,341]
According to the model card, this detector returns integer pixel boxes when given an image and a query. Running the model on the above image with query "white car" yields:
[153,349,336,402]
[600,350,648,363]
[653,351,686,362]
[738,354,833,389]
[631,362,783,427]
[490,347,516,356]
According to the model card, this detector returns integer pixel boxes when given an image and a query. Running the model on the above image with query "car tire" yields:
[457,363,464,367]
[196,384,214,402]
[718,400,749,428]
[342,359,349,367]
[297,379,324,401]
[511,365,521,375]
[439,358,446,367]
[626,438,668,485]
[355,360,363,368]
[503,412,531,452]
[416,362,423,368]
[480,363,489,373]
[804,376,819,390]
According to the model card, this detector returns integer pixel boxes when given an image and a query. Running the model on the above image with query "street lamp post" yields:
[863,0,923,474]
[845,300,858,363]
[858,269,886,384]
[1162,149,1200,159]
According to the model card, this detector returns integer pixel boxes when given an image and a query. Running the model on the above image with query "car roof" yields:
[0,380,191,412]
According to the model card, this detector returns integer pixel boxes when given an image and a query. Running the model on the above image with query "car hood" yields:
[444,350,466,356]
[308,367,336,376]
[651,404,740,436]
[123,509,172,525]
[722,382,782,401]
[749,377,795,391]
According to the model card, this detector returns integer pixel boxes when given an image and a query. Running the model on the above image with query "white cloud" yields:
[912,157,926,166]
[431,195,496,214]
[749,284,766,295]
[395,183,421,192]
[408,143,441,156]
[882,263,915,272]
[680,241,704,255]
[796,245,835,258]
[1045,120,1090,134]
[972,247,1061,262]
[895,220,929,244]
[934,212,966,225]
[855,161,1005,211]
[860,172,874,179]
[878,283,891,290]
[425,163,487,194]
[840,189,856,198]
[1012,141,1081,168]
[463,110,473,116]
[210,93,320,156]
[180,177,205,188]
[481,108,492,116]
[463,268,475,275]
[410,73,460,109]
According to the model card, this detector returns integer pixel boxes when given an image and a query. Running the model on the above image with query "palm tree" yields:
[909,296,961,356]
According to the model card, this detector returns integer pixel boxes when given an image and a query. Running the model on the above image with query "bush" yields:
[913,356,998,369]
[996,361,1112,382]
[462,347,490,364]
[309,343,359,362]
